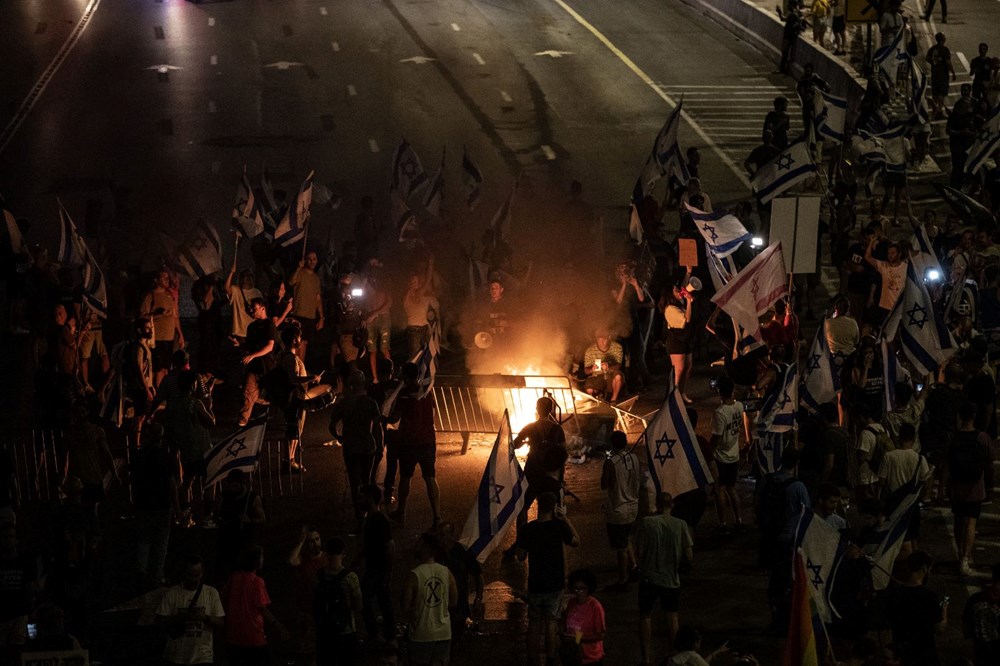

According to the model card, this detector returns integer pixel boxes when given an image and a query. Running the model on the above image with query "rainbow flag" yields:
[783,549,830,666]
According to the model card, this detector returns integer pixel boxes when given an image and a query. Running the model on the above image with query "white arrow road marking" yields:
[533,50,574,58]
[472,53,486,65]
[147,64,183,73]
[264,61,304,70]
[399,56,436,64]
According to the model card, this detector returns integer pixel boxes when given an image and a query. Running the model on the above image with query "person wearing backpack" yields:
[314,537,363,664]
[949,401,994,576]
[856,404,893,502]
[756,447,810,631]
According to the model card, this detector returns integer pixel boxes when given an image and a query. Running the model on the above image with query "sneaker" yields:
[568,454,587,464]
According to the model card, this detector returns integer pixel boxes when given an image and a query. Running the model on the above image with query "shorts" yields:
[884,170,906,188]
[152,341,174,371]
[80,329,107,359]
[666,330,691,355]
[182,457,208,480]
[605,522,634,551]
[638,580,680,614]
[832,16,846,33]
[367,315,391,352]
[526,591,563,621]
[398,445,436,478]
[338,333,359,363]
[951,500,983,520]
[294,317,317,342]
[715,460,739,486]
[408,639,451,665]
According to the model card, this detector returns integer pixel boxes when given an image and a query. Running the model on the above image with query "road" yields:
[2,1,997,664]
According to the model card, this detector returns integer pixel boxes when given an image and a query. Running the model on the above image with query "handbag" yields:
[167,583,204,639]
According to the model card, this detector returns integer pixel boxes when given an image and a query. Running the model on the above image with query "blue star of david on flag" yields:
[653,434,676,464]
[776,153,795,171]
[807,558,824,585]
[226,438,247,458]
[806,354,822,372]
[906,303,928,329]
[701,223,719,242]
[488,475,505,504]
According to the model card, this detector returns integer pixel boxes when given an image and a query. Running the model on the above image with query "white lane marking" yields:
[547,0,750,188]
[211,161,221,174]
[472,52,486,65]
[208,17,215,27]
[369,139,380,153]
[957,51,970,74]
[541,145,557,160]
[534,50,574,58]
[331,41,340,52]
[668,84,776,88]
[451,23,461,31]
[208,101,217,113]
[0,0,103,154]
[347,84,357,96]
[210,55,218,66]
[320,7,328,16]
[500,90,513,102]
[399,56,436,64]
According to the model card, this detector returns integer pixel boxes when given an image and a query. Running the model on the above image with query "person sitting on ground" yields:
[581,328,626,403]
[666,625,729,665]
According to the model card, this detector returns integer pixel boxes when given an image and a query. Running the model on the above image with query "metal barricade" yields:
[2,430,64,504]
[249,439,305,499]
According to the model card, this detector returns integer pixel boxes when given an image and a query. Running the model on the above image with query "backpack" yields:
[864,425,894,478]
[756,475,797,535]
[949,435,987,484]
[314,569,353,634]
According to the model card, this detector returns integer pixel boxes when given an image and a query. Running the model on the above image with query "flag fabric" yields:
[57,201,108,317]
[260,164,279,238]
[635,103,690,202]
[175,219,223,279]
[711,241,789,340]
[909,57,931,126]
[758,362,798,443]
[1,195,26,256]
[312,181,341,210]
[895,262,957,376]
[390,138,428,199]
[870,482,922,590]
[874,26,907,83]
[802,322,840,411]
[750,140,817,204]
[684,204,751,257]
[423,148,445,218]
[644,387,713,497]
[965,104,1000,174]
[459,412,528,563]
[490,180,517,240]
[415,327,439,400]
[909,223,941,278]
[813,90,847,143]
[783,548,828,666]
[628,203,644,245]
[462,148,484,210]
[204,418,266,486]
[468,254,490,300]
[274,171,313,248]
[793,508,845,623]
[392,191,420,244]
[932,182,997,228]
[881,339,901,413]
[232,168,265,238]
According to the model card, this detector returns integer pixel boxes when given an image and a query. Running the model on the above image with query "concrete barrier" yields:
[677,0,867,107]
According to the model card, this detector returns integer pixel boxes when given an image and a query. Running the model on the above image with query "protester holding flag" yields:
[224,264,263,342]
[288,252,325,362]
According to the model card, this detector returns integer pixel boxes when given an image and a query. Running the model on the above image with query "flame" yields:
[503,365,546,433]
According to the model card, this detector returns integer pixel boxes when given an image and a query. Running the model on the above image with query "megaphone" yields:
[685,277,703,293]
[474,331,494,349]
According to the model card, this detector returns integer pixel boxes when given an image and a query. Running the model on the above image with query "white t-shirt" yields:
[826,315,859,355]
[157,584,225,665]
[712,401,745,464]
[858,423,888,486]
[668,650,711,666]
[875,260,907,310]
[879,448,932,493]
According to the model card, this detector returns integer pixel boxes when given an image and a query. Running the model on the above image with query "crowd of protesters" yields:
[1,1,1000,666]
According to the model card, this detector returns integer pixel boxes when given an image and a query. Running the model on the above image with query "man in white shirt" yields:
[825,296,859,364]
[156,556,225,665]
[711,376,744,530]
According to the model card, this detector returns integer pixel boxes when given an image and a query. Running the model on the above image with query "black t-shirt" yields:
[245,318,278,374]
[132,447,175,511]
[520,420,566,482]
[362,511,393,574]
[922,384,963,450]
[516,519,575,593]
[965,372,998,438]
[846,243,874,294]
[884,584,943,665]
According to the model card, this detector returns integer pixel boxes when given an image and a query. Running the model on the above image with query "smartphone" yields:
[916,383,924,391]
[351,288,364,298]
[27,623,37,640]
[941,595,951,606]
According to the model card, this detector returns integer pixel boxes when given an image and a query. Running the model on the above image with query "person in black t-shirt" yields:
[359,485,395,644]
[239,297,277,426]
[884,550,947,665]
[515,492,579,665]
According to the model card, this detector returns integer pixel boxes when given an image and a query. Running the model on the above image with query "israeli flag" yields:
[1,195,26,256]
[896,262,957,376]
[881,339,901,413]
[813,90,847,143]
[390,137,428,199]
[204,417,267,486]
[909,57,931,126]
[423,148,445,218]
[870,481,922,590]
[794,507,846,622]
[634,102,689,202]
[274,171,313,248]
[756,432,785,475]
[57,200,107,317]
[758,362,798,435]
[750,140,817,204]
[874,26,907,83]
[909,223,941,278]
[644,387,713,497]
[965,104,1000,174]
[684,204,750,257]
[392,191,420,244]
[461,148,484,210]
[232,167,264,238]
[175,219,223,280]
[490,179,518,240]
[802,321,840,411]
[459,412,528,563]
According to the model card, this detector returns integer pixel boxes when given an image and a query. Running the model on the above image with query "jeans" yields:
[135,508,171,584]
